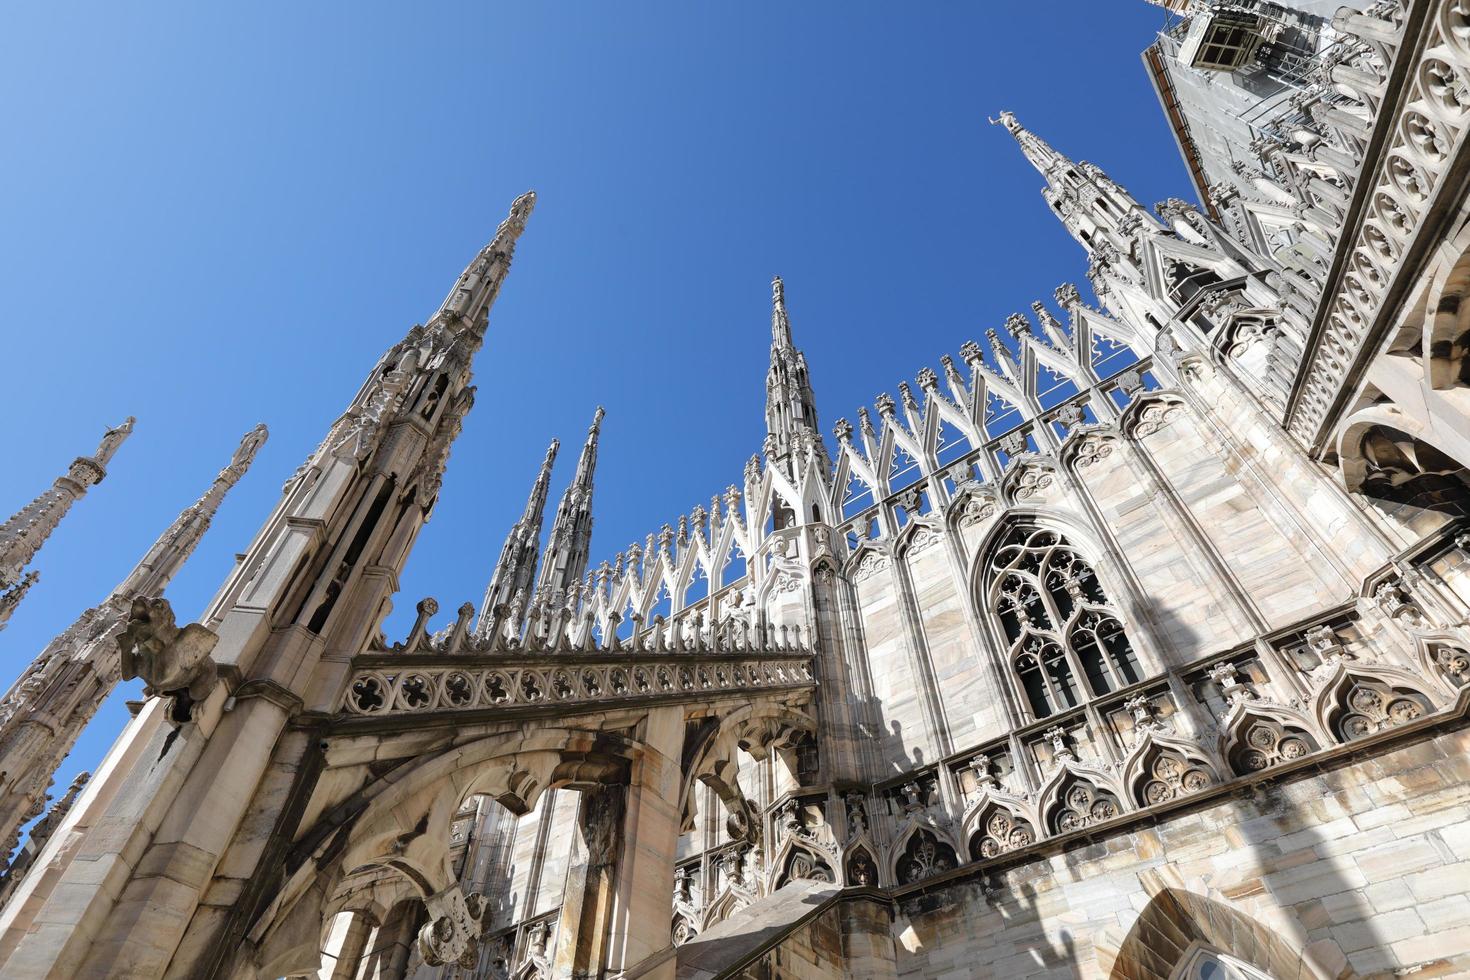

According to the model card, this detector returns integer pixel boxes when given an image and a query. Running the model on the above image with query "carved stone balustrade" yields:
[338,652,815,722]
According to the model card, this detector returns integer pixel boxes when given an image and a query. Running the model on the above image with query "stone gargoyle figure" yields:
[116,596,221,726]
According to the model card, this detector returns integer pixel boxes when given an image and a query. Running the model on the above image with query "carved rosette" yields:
[417,886,486,968]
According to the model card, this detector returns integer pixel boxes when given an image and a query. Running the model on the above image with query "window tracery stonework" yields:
[1333,678,1430,740]
[969,805,1036,860]
[1230,718,1317,775]
[1136,748,1212,806]
[1048,777,1121,834]
[895,830,957,884]
[988,524,1142,718]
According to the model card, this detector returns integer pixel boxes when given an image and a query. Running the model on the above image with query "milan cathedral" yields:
[2,0,1470,977]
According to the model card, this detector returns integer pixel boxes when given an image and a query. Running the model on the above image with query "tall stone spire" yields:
[993,110,1071,182]
[992,110,1159,257]
[0,422,267,855]
[477,438,559,634]
[536,407,604,600]
[764,276,830,481]
[0,417,135,631]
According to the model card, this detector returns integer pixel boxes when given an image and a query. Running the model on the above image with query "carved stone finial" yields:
[1043,725,1074,763]
[1124,694,1164,738]
[969,753,998,791]
[1206,661,1254,705]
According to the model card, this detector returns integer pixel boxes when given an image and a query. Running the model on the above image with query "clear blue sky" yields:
[1,4,1182,813]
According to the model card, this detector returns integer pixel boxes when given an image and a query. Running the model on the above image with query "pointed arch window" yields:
[987,523,1141,719]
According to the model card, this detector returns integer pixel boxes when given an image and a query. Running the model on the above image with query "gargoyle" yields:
[117,596,221,725]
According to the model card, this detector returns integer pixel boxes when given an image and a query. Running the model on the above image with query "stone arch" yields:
[1337,404,1470,537]
[677,701,816,839]
[974,513,1148,719]
[1038,766,1125,835]
[964,797,1037,860]
[843,541,891,585]
[889,825,960,885]
[842,843,879,887]
[701,886,749,931]
[244,728,639,979]
[891,515,944,560]
[1121,731,1218,809]
[671,912,698,948]
[1314,667,1435,742]
[1424,226,1470,391]
[1058,425,1121,473]
[1106,886,1326,979]
[771,839,835,890]
[944,483,998,535]
[1000,457,1059,506]
[1119,391,1186,439]
[1219,706,1320,777]
[1420,636,1470,689]
[1214,310,1299,410]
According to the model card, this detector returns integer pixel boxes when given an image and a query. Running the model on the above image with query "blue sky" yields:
[0,4,1183,814]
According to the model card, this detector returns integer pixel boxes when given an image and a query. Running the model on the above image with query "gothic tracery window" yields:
[968,804,1036,860]
[1046,776,1121,834]
[1331,678,1431,742]
[894,830,957,884]
[1227,717,1317,775]
[988,524,1141,718]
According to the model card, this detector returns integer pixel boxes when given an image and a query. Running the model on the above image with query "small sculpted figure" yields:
[117,596,220,725]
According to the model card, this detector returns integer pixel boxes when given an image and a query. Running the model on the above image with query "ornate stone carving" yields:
[1230,717,1316,774]
[845,846,878,886]
[895,830,956,884]
[1049,778,1120,833]
[1373,578,1428,628]
[116,597,220,725]
[417,885,487,968]
[969,805,1035,859]
[852,551,889,583]
[1131,399,1181,437]
[1333,679,1429,741]
[1207,662,1255,705]
[1136,749,1211,806]
[844,792,868,837]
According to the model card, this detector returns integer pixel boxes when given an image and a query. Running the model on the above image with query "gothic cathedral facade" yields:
[2,1,1470,978]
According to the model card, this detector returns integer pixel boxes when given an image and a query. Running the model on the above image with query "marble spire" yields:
[0,417,135,631]
[536,408,605,599]
[0,422,266,854]
[477,438,559,634]
[764,276,830,482]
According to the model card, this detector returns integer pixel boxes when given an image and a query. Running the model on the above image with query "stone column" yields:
[551,784,626,979]
[603,706,683,979]
[323,910,376,980]
[358,902,420,980]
